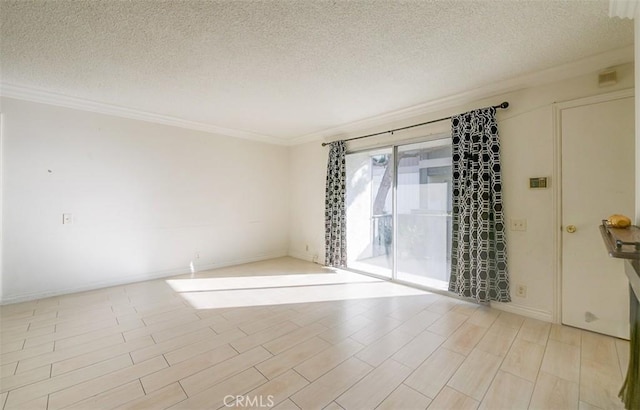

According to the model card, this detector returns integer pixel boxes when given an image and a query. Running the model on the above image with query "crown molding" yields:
[610,0,640,19]
[1,45,633,147]
[289,45,634,146]
[0,84,288,146]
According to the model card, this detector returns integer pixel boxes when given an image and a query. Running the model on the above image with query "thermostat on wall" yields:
[529,177,548,189]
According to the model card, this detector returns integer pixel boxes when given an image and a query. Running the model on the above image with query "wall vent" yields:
[598,70,617,87]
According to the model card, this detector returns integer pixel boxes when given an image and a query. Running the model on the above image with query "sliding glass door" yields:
[345,138,452,290]
[346,148,393,278]
[396,140,452,290]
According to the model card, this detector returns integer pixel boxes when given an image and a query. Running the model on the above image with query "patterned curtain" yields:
[449,107,510,303]
[325,141,347,267]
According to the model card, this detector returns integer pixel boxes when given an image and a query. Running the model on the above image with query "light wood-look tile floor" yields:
[0,257,630,410]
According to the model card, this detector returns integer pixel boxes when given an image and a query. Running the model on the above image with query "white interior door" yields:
[561,92,634,339]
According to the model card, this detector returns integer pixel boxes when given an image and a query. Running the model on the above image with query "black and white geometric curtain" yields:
[449,107,510,303]
[324,141,347,267]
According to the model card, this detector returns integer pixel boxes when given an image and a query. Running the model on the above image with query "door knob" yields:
[566,225,577,233]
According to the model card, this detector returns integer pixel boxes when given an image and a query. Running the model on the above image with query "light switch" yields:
[62,213,73,225]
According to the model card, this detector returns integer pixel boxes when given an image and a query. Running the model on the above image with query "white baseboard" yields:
[287,249,322,264]
[192,251,289,274]
[490,301,554,323]
[1,250,288,305]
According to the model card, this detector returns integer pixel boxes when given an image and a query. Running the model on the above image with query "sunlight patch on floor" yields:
[165,270,376,293]
[167,271,430,309]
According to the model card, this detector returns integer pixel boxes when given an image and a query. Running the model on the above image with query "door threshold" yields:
[343,266,474,303]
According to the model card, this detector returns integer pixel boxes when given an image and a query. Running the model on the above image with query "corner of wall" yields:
[0,99,292,304]
[288,248,323,265]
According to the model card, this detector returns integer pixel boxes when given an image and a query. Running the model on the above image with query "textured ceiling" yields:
[0,0,634,143]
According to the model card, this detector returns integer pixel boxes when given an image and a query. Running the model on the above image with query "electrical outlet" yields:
[516,285,527,298]
[62,213,73,225]
[510,218,527,231]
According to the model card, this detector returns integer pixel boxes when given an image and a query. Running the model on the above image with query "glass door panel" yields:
[346,148,393,278]
[396,140,452,290]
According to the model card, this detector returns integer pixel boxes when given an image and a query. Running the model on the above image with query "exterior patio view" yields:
[346,140,453,290]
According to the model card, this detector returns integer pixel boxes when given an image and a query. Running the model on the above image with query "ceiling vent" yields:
[598,69,618,87]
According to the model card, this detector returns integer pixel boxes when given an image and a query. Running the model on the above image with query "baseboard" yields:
[490,301,554,323]
[1,268,187,305]
[192,250,290,273]
[1,250,288,305]
[287,249,322,264]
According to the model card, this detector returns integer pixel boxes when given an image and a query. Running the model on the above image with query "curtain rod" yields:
[321,101,509,147]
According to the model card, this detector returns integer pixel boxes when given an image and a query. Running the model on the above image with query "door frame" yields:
[552,88,634,324]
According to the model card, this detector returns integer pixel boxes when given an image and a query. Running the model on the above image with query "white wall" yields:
[1,98,289,303]
[288,63,634,321]
[288,141,327,263]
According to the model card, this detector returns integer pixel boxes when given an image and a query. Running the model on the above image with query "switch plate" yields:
[510,218,527,231]
[62,213,73,225]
